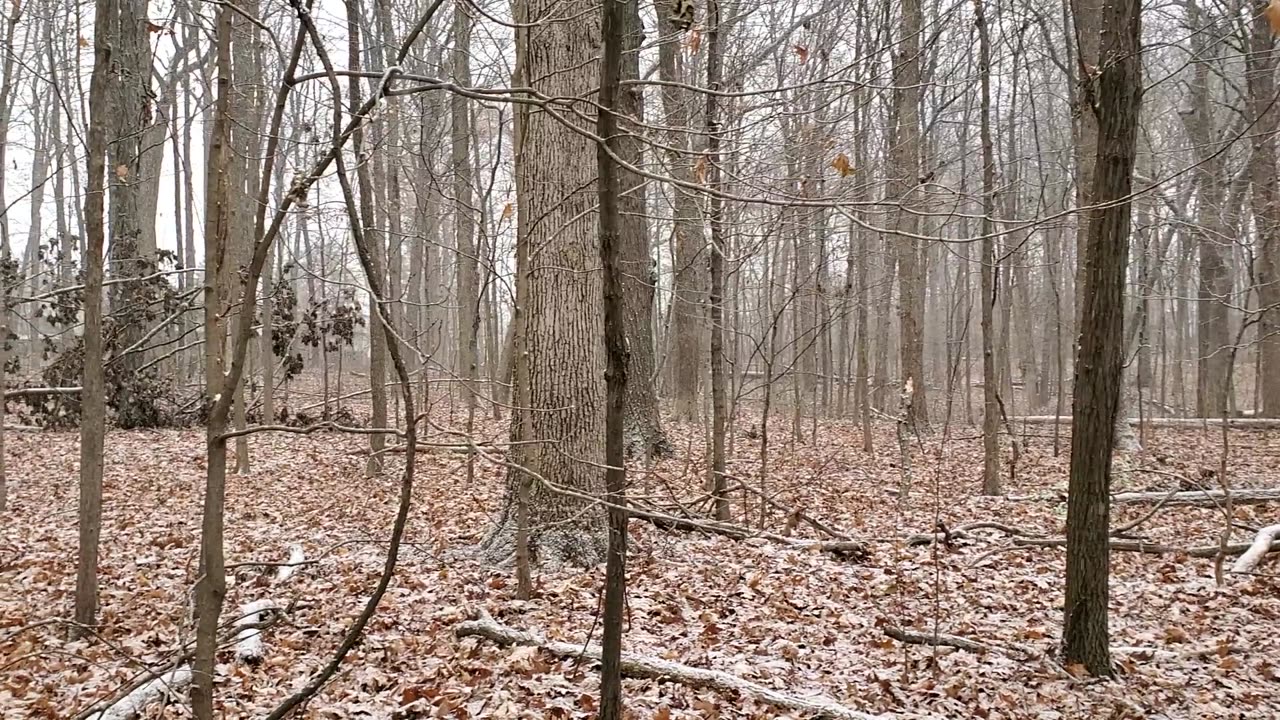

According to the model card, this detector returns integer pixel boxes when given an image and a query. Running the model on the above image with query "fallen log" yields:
[85,667,191,720]
[455,611,936,720]
[275,544,306,582]
[1013,537,1280,557]
[1112,488,1280,507]
[234,600,282,665]
[1012,415,1280,430]
[1231,524,1280,573]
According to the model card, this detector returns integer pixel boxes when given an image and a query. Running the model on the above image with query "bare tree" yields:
[1063,0,1142,676]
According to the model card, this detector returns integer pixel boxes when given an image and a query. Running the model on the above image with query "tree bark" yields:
[617,1,669,458]
[977,0,1000,495]
[73,0,114,639]
[1247,4,1280,417]
[890,0,927,427]
[1185,0,1232,418]
[452,0,479,417]
[706,0,728,520]
[596,0,628,711]
[191,2,234,714]
[658,13,706,422]
[479,0,607,565]
[1063,0,1141,676]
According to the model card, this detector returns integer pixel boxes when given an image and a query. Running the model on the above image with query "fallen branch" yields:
[642,512,869,561]
[3,386,83,399]
[1013,537,1280,557]
[1231,524,1280,574]
[905,522,1040,547]
[883,626,1038,662]
[85,667,192,720]
[728,474,851,540]
[882,625,1072,680]
[1013,415,1280,429]
[1111,488,1280,507]
[455,611,933,720]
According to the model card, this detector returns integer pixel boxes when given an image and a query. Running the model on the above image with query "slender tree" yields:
[1063,0,1142,675]
[73,0,114,638]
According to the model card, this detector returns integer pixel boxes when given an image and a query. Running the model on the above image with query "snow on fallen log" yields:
[234,599,281,665]
[275,544,305,582]
[86,666,191,720]
[454,610,940,720]
[1111,488,1280,507]
[1232,524,1280,574]
[1012,415,1280,429]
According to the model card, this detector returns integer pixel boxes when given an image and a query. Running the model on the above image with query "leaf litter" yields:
[2,415,1278,719]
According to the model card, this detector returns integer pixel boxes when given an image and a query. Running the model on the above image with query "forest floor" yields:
[2,409,1279,719]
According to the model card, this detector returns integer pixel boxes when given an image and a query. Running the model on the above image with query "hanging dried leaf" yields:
[500,202,514,221]
[794,45,809,63]
[694,155,708,184]
[77,35,90,48]
[687,28,702,53]
[1267,0,1280,34]
[146,21,166,33]
[830,152,853,177]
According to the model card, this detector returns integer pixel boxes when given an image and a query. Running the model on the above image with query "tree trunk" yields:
[977,0,999,496]
[1247,4,1280,417]
[659,14,706,422]
[706,0,729,520]
[452,0,479,417]
[191,3,234,715]
[890,0,927,427]
[1185,0,1231,417]
[72,0,115,640]
[1063,0,1141,676]
[618,2,669,458]
[596,0,628,711]
[345,0,388,475]
[479,0,606,566]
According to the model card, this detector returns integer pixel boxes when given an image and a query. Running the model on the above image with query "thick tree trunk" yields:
[480,0,606,566]
[659,15,706,422]
[617,0,669,459]
[1185,0,1232,418]
[1062,0,1141,676]
[1247,5,1280,417]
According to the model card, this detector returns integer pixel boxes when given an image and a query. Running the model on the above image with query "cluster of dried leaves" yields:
[2,412,1278,719]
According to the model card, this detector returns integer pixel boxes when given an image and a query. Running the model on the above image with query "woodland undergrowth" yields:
[2,411,1278,719]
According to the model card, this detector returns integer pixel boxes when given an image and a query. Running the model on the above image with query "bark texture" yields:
[890,0,927,427]
[659,13,706,422]
[1247,5,1280,417]
[1063,0,1141,676]
[480,0,606,566]
[616,1,669,458]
